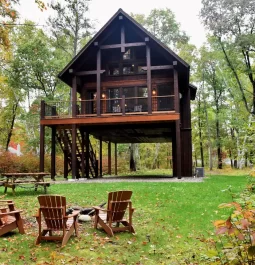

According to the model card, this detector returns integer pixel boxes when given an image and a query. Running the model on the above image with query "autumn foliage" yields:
[0,152,63,174]
[203,179,255,264]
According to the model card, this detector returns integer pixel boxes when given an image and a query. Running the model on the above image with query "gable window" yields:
[123,49,131,60]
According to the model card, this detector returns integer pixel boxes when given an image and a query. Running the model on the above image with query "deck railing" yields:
[42,95,175,118]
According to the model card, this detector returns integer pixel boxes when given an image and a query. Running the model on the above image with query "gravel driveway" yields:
[50,176,204,184]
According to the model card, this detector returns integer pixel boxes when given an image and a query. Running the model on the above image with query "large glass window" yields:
[108,64,119,76]
[108,88,121,113]
[157,83,174,111]
[123,64,135,75]
[137,87,148,112]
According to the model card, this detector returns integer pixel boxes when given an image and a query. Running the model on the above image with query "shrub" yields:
[201,176,255,264]
[0,152,64,174]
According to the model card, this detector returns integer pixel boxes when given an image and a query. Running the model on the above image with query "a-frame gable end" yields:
[58,8,189,87]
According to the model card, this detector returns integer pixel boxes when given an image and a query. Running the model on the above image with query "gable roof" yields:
[58,8,190,85]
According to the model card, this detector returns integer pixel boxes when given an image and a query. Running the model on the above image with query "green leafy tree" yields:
[48,0,94,58]
[200,0,255,114]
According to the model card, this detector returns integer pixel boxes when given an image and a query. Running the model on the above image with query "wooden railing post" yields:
[72,76,77,118]
[146,42,152,114]
[96,49,101,116]
[122,95,125,115]
[41,100,45,119]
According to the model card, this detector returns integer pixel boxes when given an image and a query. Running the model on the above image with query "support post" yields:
[85,131,90,178]
[115,143,117,175]
[121,26,125,53]
[175,120,182,179]
[108,141,111,175]
[39,125,45,172]
[99,137,102,177]
[71,124,77,179]
[41,100,45,119]
[173,68,181,178]
[180,78,193,176]
[51,126,56,180]
[72,76,77,118]
[96,49,101,116]
[146,44,152,114]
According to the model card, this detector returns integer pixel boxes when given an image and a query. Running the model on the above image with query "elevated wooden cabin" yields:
[39,9,196,179]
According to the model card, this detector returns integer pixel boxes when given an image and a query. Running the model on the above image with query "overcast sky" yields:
[17,0,206,47]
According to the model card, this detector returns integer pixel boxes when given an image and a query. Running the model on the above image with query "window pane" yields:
[123,64,134,75]
[123,49,131,60]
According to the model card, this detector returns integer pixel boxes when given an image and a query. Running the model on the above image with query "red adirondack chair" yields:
[93,190,135,237]
[35,195,79,246]
[0,200,25,236]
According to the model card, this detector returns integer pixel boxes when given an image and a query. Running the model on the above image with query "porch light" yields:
[102,93,106,99]
[152,89,156,95]
[93,92,97,98]
[179,92,182,99]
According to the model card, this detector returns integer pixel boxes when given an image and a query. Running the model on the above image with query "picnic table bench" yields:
[1,172,51,195]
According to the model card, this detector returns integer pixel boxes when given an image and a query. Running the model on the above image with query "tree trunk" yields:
[229,149,233,168]
[129,143,136,171]
[216,119,222,169]
[152,143,160,169]
[197,94,204,167]
[203,93,213,170]
[5,102,19,151]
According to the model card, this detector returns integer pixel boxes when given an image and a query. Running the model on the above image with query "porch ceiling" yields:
[90,124,173,143]
[54,122,174,143]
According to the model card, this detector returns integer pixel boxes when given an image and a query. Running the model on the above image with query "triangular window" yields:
[123,49,131,60]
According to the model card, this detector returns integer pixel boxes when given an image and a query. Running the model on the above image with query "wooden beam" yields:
[51,126,56,180]
[75,70,105,76]
[108,141,111,175]
[115,143,117,175]
[96,49,101,117]
[39,125,45,172]
[175,120,182,179]
[125,42,146,47]
[174,69,179,112]
[121,26,125,53]
[72,124,77,179]
[100,42,146,50]
[41,113,180,126]
[40,100,45,119]
[72,76,77,118]
[142,65,174,71]
[121,95,125,115]
[83,77,172,89]
[146,44,152,114]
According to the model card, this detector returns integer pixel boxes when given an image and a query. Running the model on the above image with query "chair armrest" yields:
[64,210,80,219]
[33,210,40,218]
[0,210,22,217]
[93,206,108,212]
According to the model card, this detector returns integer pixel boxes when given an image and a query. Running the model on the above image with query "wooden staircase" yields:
[56,128,98,178]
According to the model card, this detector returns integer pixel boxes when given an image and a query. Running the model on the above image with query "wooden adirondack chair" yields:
[0,200,25,236]
[93,190,135,237]
[35,195,79,246]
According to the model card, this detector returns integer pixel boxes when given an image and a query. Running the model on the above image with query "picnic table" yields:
[1,172,51,194]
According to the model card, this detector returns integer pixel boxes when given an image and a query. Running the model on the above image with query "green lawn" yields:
[0,175,248,264]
